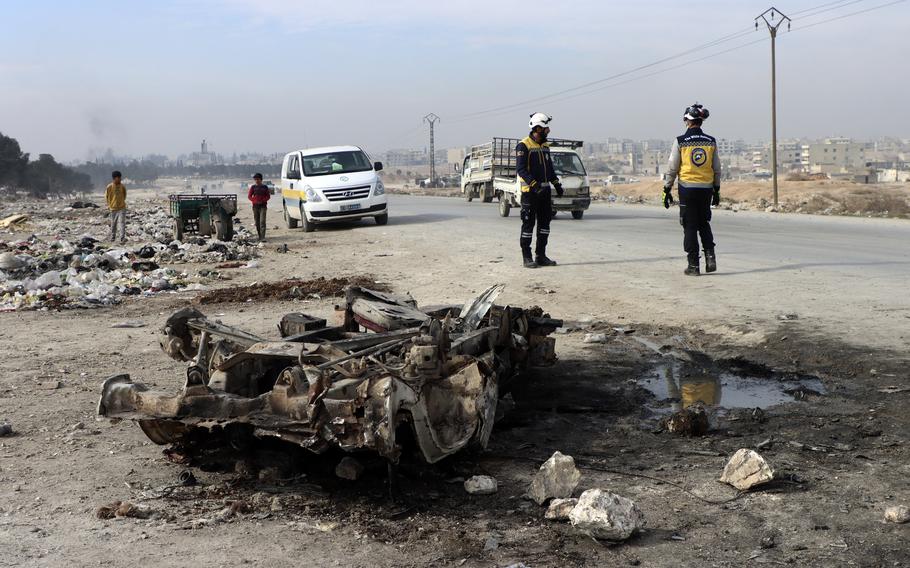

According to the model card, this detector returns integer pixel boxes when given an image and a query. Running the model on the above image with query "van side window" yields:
[288,155,301,178]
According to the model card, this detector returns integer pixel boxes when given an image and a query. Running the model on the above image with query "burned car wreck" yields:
[98,285,561,464]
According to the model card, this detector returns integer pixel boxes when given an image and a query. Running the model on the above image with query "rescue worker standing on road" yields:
[663,103,721,276]
[517,112,563,268]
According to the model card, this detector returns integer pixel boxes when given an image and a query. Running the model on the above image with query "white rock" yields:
[582,333,608,344]
[528,451,581,505]
[545,498,578,521]
[464,475,498,495]
[720,448,774,490]
[335,456,365,481]
[884,505,910,524]
[569,489,644,541]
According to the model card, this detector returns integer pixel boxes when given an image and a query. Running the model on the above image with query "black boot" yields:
[523,256,538,269]
[704,249,717,273]
[536,255,557,267]
[684,259,700,276]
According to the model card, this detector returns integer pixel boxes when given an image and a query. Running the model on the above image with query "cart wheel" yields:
[499,198,511,217]
[300,205,314,233]
[173,218,184,241]
[284,202,298,229]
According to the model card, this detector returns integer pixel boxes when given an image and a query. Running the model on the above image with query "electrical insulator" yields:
[787,22,791,31]
[755,21,759,30]
[771,10,776,19]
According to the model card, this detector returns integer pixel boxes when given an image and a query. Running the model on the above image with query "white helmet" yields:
[529,112,553,130]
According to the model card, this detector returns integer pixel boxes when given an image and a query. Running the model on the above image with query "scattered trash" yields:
[545,497,578,521]
[178,470,197,487]
[483,534,500,551]
[95,500,152,520]
[0,214,29,229]
[528,451,581,505]
[335,456,365,481]
[110,320,147,329]
[663,404,710,436]
[464,475,498,495]
[276,244,289,253]
[884,505,910,524]
[583,333,609,344]
[719,448,775,490]
[569,489,645,541]
[0,422,12,437]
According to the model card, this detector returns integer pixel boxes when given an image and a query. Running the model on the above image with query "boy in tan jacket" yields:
[105,170,127,243]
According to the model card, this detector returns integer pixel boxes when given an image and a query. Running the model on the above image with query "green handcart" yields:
[168,194,237,242]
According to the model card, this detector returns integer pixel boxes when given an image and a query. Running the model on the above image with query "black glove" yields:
[712,188,720,206]
[662,186,673,209]
[553,182,564,197]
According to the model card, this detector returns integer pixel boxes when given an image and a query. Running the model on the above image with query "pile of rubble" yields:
[0,200,260,311]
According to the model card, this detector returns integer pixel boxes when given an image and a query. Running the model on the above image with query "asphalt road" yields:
[374,195,910,353]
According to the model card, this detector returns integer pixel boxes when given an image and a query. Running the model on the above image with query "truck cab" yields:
[280,145,388,232]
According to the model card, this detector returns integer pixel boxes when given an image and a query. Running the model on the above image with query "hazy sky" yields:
[1,0,908,162]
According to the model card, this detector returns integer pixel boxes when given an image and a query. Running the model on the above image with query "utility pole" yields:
[423,113,440,186]
[756,7,790,209]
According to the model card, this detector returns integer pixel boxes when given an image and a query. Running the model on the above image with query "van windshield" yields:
[302,151,373,177]
[551,153,587,176]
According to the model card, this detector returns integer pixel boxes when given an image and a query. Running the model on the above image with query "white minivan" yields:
[280,145,388,232]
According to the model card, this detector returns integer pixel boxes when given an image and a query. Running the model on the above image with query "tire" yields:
[173,218,184,241]
[464,187,473,202]
[375,213,389,226]
[571,210,584,220]
[300,206,314,233]
[284,202,298,229]
[482,186,493,203]
[499,198,511,218]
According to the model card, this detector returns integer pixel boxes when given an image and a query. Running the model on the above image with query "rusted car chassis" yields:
[98,285,560,463]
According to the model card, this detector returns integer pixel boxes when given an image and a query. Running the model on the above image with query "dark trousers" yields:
[678,187,715,263]
[520,189,552,258]
[252,204,267,239]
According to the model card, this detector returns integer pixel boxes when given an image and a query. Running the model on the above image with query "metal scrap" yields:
[98,284,561,464]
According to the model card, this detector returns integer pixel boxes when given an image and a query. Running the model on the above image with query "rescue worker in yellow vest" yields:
[516,112,563,268]
[663,103,721,275]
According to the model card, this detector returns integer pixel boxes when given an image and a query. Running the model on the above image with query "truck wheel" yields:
[499,199,511,217]
[464,187,473,202]
[300,206,314,233]
[571,210,584,220]
[375,213,389,226]
[173,219,184,241]
[284,202,298,229]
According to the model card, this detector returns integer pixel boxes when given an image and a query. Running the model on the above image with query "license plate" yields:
[340,204,361,212]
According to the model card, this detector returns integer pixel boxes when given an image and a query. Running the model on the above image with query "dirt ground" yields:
[1,190,909,567]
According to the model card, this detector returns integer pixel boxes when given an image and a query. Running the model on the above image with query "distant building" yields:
[801,138,870,173]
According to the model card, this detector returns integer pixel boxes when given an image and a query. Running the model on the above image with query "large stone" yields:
[528,451,581,505]
[884,505,910,524]
[545,498,578,521]
[464,475,498,495]
[720,448,775,490]
[334,456,364,481]
[568,489,644,541]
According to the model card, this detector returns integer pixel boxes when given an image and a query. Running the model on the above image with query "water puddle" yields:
[638,362,826,412]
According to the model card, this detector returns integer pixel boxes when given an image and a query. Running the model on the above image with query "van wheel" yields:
[571,210,585,220]
[284,202,298,229]
[375,213,389,226]
[300,206,314,233]
[499,199,511,217]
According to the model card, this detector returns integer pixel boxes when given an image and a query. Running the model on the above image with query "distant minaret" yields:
[201,139,208,154]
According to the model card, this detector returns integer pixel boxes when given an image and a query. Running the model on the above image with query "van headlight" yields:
[578,185,590,195]
[374,180,385,196]
[303,185,322,203]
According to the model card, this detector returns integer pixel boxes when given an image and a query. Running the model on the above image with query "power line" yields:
[790,0,868,17]
[445,0,904,125]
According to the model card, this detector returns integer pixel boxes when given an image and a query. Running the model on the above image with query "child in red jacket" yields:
[248,173,271,241]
